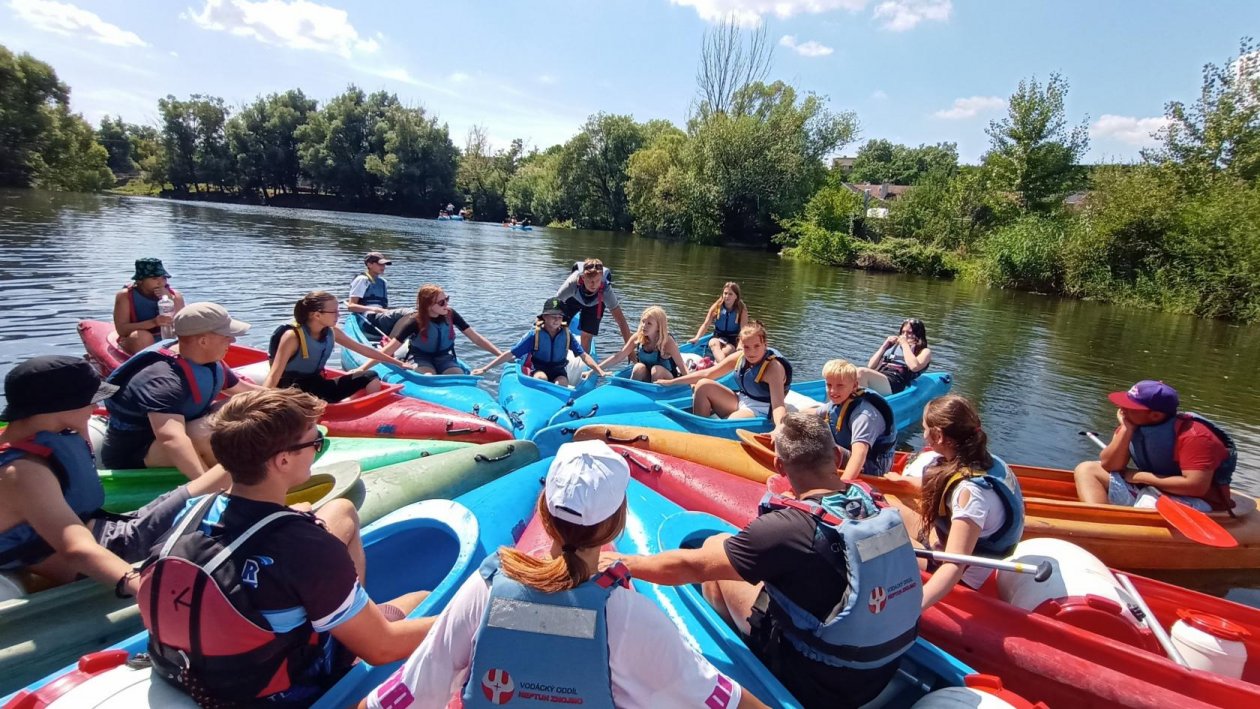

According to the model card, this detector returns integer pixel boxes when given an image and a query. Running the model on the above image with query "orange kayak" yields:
[573,424,1260,572]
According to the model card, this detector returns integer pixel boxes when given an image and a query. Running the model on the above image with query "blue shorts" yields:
[411,351,461,373]
[1107,473,1212,512]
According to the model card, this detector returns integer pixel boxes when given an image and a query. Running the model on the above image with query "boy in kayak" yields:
[554,258,632,353]
[0,355,228,593]
[348,251,412,337]
[608,413,921,709]
[101,303,259,480]
[659,321,795,428]
[138,388,433,706]
[113,257,185,355]
[810,359,897,479]
[1074,380,1237,512]
[473,297,606,385]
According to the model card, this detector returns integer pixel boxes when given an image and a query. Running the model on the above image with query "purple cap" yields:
[1108,380,1179,416]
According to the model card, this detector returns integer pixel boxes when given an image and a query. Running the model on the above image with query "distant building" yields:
[842,182,912,202]
[832,156,856,174]
[1064,191,1090,210]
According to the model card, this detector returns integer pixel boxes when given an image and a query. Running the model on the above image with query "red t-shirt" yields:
[1173,417,1229,473]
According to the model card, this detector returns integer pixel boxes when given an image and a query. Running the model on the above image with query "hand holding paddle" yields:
[915,549,1053,582]
[1079,429,1237,548]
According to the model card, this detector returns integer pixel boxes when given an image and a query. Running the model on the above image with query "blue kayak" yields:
[437,214,464,221]
[342,314,511,428]
[622,478,978,707]
[533,371,953,457]
[496,361,598,439]
[509,224,532,231]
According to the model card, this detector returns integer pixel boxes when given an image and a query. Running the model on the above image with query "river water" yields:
[3,189,1259,598]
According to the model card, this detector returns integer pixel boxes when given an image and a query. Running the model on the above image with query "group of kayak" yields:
[2,252,1259,708]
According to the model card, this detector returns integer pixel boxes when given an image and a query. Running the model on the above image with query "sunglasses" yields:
[436,297,450,306]
[283,431,326,455]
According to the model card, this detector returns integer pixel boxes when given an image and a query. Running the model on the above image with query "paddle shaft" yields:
[1116,572,1191,668]
[914,549,1053,582]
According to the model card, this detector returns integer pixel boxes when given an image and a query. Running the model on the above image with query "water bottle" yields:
[158,292,175,339]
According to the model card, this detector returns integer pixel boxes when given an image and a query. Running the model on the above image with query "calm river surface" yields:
[3,189,1259,599]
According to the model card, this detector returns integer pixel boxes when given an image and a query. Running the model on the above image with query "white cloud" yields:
[537,74,557,85]
[779,35,834,57]
[871,89,888,100]
[1090,115,1171,147]
[669,0,867,27]
[185,0,379,58]
[873,0,951,32]
[448,71,470,83]
[933,95,1004,120]
[9,0,147,47]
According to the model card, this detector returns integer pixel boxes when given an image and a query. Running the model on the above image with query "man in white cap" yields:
[101,302,259,480]
[359,440,767,709]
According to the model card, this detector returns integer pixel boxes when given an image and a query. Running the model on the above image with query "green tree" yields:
[97,116,135,174]
[847,140,959,185]
[557,113,648,230]
[157,94,230,192]
[32,110,113,192]
[365,102,458,207]
[298,86,398,201]
[457,126,520,220]
[226,89,317,195]
[982,74,1089,213]
[505,147,566,224]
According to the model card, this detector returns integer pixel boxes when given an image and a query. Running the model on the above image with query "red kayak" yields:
[77,320,511,443]
[612,445,1260,708]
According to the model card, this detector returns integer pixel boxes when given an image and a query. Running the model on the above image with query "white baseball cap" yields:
[545,440,630,526]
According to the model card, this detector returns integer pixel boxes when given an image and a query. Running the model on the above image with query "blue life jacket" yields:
[0,431,105,570]
[461,554,630,708]
[879,344,927,383]
[932,455,1025,558]
[104,341,226,430]
[126,284,179,334]
[736,348,793,404]
[826,391,897,476]
[528,326,572,368]
[358,272,389,308]
[406,316,458,358]
[568,262,613,319]
[268,323,333,376]
[1130,413,1237,491]
[635,342,678,376]
[714,305,741,338]
[757,483,921,670]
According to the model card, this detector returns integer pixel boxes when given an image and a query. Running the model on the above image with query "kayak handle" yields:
[620,450,662,474]
[475,445,517,463]
[471,404,502,425]
[507,410,526,430]
[602,430,649,444]
[566,404,600,420]
[446,421,488,436]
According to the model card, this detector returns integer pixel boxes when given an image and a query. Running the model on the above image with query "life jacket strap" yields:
[593,561,631,589]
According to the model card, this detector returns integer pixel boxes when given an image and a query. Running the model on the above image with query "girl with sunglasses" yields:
[858,318,932,395]
[382,284,503,375]
[266,291,412,402]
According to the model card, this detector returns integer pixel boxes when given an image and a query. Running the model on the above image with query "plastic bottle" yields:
[157,292,175,339]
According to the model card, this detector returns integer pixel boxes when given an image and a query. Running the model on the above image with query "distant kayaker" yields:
[1073,380,1237,512]
[380,284,503,374]
[347,251,412,337]
[811,359,897,479]
[357,440,767,709]
[0,355,228,593]
[597,305,685,382]
[473,297,606,385]
[858,318,932,395]
[138,388,434,707]
[101,303,259,480]
[113,257,185,355]
[265,290,412,402]
[885,395,1025,609]
[609,413,920,708]
[659,321,794,428]
[554,258,633,353]
[690,281,748,360]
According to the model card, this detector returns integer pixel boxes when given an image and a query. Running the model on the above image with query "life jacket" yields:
[407,316,458,358]
[0,431,105,570]
[826,391,897,475]
[268,323,333,376]
[460,554,629,708]
[138,494,324,705]
[104,341,226,430]
[757,483,921,670]
[358,272,389,308]
[1129,414,1237,500]
[125,284,179,332]
[879,344,927,384]
[932,456,1025,558]
[736,348,793,404]
[569,262,613,320]
[635,341,678,376]
[525,326,572,371]
[714,305,741,339]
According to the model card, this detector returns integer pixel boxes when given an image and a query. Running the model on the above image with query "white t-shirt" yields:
[948,480,1008,589]
[349,274,372,300]
[366,573,743,709]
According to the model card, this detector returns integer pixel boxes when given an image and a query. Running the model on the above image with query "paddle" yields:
[1079,429,1237,548]
[1115,572,1192,668]
[916,549,1054,582]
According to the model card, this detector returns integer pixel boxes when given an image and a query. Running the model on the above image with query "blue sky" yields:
[3,0,1258,163]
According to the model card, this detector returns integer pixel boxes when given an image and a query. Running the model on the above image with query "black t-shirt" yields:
[109,360,240,426]
[397,310,470,340]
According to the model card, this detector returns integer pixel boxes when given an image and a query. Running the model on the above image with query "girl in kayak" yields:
[690,281,748,360]
[660,321,794,428]
[357,440,767,709]
[381,284,503,375]
[885,395,1024,609]
[265,291,412,402]
[473,298,607,386]
[597,306,686,382]
[859,318,931,395]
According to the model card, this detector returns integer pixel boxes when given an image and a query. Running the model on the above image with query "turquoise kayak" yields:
[496,362,598,439]
[533,371,954,457]
[341,314,512,429]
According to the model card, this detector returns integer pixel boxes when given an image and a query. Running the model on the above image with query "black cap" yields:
[540,297,565,317]
[2,355,118,422]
